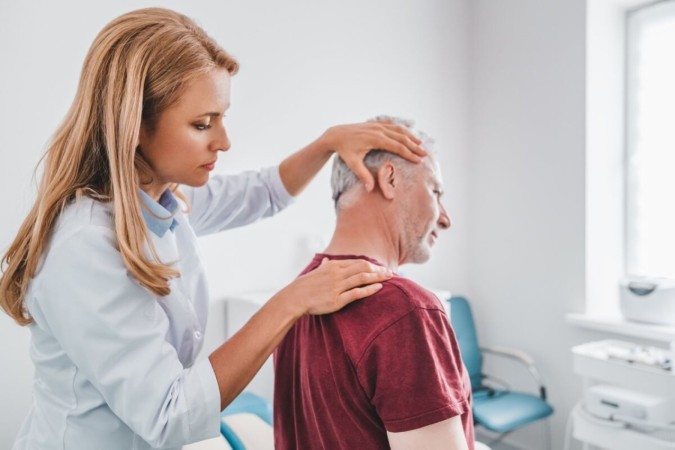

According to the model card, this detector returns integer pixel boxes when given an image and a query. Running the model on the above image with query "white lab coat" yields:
[13,167,293,450]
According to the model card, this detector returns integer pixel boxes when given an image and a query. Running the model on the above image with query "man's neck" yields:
[323,203,401,272]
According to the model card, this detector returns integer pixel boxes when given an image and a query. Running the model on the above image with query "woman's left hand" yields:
[319,120,427,191]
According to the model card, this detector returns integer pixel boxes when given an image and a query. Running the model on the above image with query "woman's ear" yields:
[137,123,148,149]
[377,162,397,200]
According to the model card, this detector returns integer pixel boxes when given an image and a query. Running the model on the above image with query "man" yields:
[274,118,474,450]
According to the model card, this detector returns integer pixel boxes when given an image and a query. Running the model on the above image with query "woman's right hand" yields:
[276,258,393,316]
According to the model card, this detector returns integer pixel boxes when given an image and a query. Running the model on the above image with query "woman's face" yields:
[138,68,232,199]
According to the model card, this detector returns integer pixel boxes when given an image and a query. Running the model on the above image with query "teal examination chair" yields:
[220,391,274,450]
[182,392,272,450]
[447,296,554,449]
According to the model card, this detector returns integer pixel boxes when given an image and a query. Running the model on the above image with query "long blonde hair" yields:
[0,8,239,325]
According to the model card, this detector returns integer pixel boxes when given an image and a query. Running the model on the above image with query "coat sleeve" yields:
[180,166,295,237]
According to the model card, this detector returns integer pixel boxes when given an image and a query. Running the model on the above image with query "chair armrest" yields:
[480,345,548,400]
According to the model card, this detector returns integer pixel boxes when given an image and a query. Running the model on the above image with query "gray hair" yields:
[330,115,435,209]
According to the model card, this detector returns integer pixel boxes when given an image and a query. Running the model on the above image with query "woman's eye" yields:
[194,123,211,131]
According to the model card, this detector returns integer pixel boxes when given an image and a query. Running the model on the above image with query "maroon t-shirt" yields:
[274,254,474,450]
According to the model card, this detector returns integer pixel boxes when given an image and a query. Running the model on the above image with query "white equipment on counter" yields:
[569,339,675,450]
[584,384,675,428]
[620,276,675,326]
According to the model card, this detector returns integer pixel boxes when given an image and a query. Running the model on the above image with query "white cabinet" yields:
[571,340,675,450]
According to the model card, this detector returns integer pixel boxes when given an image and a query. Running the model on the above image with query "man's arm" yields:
[355,298,474,447]
[387,416,469,450]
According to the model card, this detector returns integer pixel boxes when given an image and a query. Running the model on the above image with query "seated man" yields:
[274,117,474,450]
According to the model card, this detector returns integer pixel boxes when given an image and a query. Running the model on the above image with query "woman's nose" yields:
[213,125,231,152]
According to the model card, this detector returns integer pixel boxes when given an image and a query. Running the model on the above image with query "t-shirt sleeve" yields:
[355,307,470,433]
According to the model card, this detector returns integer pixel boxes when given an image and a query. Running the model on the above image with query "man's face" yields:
[399,158,451,264]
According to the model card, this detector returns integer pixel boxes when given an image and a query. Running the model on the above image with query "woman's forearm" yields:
[208,292,302,410]
[278,138,332,197]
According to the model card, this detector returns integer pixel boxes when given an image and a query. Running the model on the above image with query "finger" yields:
[382,129,427,158]
[382,129,418,148]
[371,124,425,157]
[336,259,390,277]
[379,122,423,146]
[318,258,386,278]
[327,258,363,269]
[368,115,416,129]
[338,283,384,305]
[371,137,424,163]
[343,157,376,191]
[340,270,391,292]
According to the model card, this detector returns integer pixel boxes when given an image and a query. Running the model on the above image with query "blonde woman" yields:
[0,8,425,450]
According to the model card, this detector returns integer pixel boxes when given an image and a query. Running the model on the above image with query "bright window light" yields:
[626,1,675,279]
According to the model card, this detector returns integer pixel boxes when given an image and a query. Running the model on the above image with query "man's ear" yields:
[376,162,397,200]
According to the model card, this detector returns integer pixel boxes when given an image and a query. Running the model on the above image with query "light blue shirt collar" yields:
[139,189,179,237]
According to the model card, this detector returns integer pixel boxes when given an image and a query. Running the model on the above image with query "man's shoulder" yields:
[384,277,446,311]
[338,276,444,320]
[300,254,445,313]
[332,276,447,356]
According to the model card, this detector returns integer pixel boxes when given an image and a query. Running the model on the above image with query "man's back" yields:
[274,254,474,450]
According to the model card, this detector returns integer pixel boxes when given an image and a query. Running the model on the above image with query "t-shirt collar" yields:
[138,188,179,237]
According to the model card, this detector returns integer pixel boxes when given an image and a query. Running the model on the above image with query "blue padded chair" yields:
[220,392,273,450]
[447,296,554,449]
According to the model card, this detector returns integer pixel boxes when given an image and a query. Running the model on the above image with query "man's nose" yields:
[438,203,451,230]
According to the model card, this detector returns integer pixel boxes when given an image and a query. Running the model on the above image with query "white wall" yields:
[0,0,469,446]
[466,1,632,449]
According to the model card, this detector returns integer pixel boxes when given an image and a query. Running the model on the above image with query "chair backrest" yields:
[220,392,274,450]
[447,296,483,390]
[222,392,272,424]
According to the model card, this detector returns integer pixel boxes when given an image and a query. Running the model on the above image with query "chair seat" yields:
[472,390,554,433]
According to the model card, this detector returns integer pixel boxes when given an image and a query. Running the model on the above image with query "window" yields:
[572,0,675,338]
[625,1,675,279]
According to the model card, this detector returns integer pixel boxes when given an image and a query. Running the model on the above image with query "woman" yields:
[0,7,425,450]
